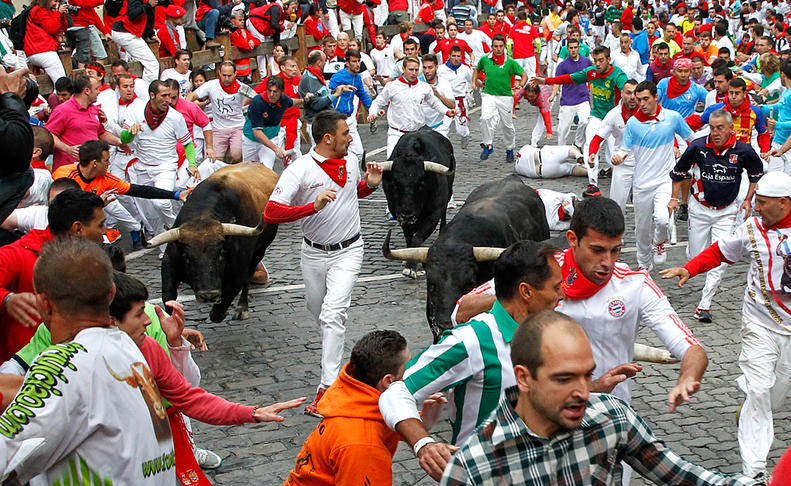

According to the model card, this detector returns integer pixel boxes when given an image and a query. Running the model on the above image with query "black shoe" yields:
[694,307,712,323]
[677,203,688,222]
[582,184,602,198]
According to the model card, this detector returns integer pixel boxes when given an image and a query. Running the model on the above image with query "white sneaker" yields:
[653,240,667,265]
[447,196,457,209]
[194,448,223,470]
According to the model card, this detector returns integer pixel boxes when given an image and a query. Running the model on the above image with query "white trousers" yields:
[737,317,791,477]
[111,31,159,83]
[450,97,471,138]
[769,141,791,175]
[687,196,739,310]
[346,119,364,161]
[632,181,671,269]
[127,163,177,236]
[104,198,141,233]
[515,56,537,77]
[610,163,634,212]
[325,7,340,38]
[27,51,66,85]
[557,101,590,148]
[480,93,515,150]
[339,10,363,39]
[515,145,579,179]
[531,114,547,146]
[301,239,364,389]
[386,127,407,158]
[584,116,614,186]
[242,128,286,169]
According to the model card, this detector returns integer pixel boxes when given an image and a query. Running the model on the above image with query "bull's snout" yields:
[196,290,222,304]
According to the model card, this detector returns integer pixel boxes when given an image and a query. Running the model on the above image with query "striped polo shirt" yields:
[403,300,518,444]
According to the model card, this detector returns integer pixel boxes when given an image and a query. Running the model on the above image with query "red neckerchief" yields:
[400,32,409,41]
[99,84,112,92]
[305,66,326,85]
[704,132,737,155]
[334,46,346,58]
[666,75,691,98]
[716,90,727,103]
[119,94,137,106]
[621,103,638,121]
[399,75,418,86]
[766,210,791,230]
[374,43,388,50]
[724,97,754,142]
[561,248,611,299]
[219,78,241,94]
[634,104,662,122]
[313,156,347,186]
[491,52,505,65]
[144,101,169,130]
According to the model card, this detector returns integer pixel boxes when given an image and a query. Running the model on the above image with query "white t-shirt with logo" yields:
[269,149,362,245]
[192,79,255,130]
[123,104,191,168]
[0,327,176,485]
[160,68,192,98]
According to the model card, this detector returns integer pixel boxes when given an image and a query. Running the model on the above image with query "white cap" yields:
[755,172,791,198]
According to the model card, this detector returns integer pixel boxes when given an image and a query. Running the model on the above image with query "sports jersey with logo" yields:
[545,65,629,119]
[192,79,255,130]
[123,104,192,168]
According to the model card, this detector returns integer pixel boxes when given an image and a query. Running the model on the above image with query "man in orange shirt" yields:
[53,140,189,239]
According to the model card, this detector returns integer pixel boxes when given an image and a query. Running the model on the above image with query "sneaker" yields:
[304,387,327,418]
[194,448,223,470]
[582,184,601,198]
[369,119,377,134]
[677,203,689,222]
[461,135,469,149]
[105,229,121,243]
[653,240,667,265]
[447,196,457,210]
[251,262,269,285]
[636,264,653,272]
[753,472,767,483]
[694,308,712,323]
[599,167,612,178]
[385,209,396,221]
[506,149,515,164]
[480,144,493,160]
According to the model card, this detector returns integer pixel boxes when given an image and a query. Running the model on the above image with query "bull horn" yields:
[472,247,506,262]
[380,161,393,171]
[221,219,265,237]
[145,228,181,248]
[633,343,680,364]
[382,229,429,262]
[103,357,131,381]
[423,161,451,174]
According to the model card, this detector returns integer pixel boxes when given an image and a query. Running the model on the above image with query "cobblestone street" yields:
[126,102,791,485]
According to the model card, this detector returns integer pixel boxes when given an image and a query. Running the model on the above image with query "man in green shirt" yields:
[534,45,629,198]
[557,27,591,60]
[473,33,528,164]
[605,0,624,23]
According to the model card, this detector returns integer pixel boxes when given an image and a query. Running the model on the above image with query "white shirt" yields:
[123,104,191,168]
[611,48,645,82]
[160,68,192,98]
[717,217,791,335]
[716,36,735,58]
[19,169,52,207]
[420,76,454,128]
[269,149,362,244]
[369,78,449,132]
[457,30,491,60]
[453,255,698,403]
[536,188,577,231]
[0,327,176,485]
[598,102,636,167]
[192,79,255,130]
[7,205,48,233]
[370,44,397,78]
[390,33,419,55]
[438,62,473,98]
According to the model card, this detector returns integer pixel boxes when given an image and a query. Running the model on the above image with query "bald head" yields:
[511,310,588,377]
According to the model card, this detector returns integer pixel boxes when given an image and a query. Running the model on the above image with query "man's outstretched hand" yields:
[590,363,642,393]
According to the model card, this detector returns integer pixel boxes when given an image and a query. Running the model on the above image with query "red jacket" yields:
[24,6,67,56]
[229,28,260,76]
[389,0,407,12]
[248,3,282,37]
[337,0,362,15]
[0,229,54,362]
[113,0,148,38]
[304,14,329,41]
[417,2,434,23]
[158,22,183,57]
[70,0,109,33]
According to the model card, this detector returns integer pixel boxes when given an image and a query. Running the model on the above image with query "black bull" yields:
[383,175,550,341]
[147,164,279,323]
[381,128,455,278]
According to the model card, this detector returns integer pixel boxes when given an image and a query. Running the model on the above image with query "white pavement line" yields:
[159,241,688,304]
[366,106,482,158]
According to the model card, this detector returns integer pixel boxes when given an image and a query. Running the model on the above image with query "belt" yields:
[692,192,728,210]
[391,127,418,134]
[303,233,360,251]
[535,148,543,176]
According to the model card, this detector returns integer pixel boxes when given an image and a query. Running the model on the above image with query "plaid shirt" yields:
[441,387,758,486]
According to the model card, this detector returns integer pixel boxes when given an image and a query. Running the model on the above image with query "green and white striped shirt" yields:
[403,300,518,444]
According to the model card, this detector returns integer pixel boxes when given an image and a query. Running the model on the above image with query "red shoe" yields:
[304,387,326,418]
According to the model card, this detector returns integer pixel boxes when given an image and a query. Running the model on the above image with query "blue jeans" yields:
[197,8,220,40]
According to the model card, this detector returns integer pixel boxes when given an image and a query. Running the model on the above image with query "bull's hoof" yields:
[232,308,249,320]
[402,268,418,279]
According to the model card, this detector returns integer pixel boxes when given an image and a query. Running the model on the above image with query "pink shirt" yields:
[45,96,106,170]
[174,97,210,139]
[140,336,255,425]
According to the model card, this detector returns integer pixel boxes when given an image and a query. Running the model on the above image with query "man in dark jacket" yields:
[0,67,34,224]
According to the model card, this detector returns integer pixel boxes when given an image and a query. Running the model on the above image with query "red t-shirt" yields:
[509,20,540,58]
[433,38,472,62]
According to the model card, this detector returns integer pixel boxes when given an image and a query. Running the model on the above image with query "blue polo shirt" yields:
[243,93,293,142]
